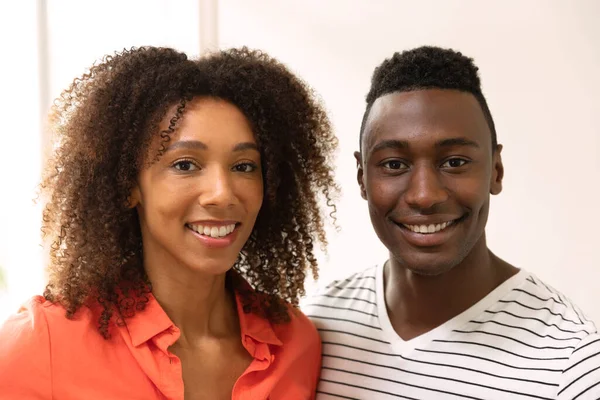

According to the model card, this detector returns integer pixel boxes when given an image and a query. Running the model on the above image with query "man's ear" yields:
[490,144,504,195]
[354,151,367,200]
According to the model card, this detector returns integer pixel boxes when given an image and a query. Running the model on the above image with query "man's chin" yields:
[392,252,462,277]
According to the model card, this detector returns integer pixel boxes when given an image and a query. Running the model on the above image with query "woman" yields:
[0,47,337,399]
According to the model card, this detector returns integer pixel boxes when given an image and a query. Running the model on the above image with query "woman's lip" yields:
[186,225,239,248]
[187,220,239,226]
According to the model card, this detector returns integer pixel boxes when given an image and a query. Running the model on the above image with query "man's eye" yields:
[173,160,198,171]
[382,160,408,170]
[441,158,468,168]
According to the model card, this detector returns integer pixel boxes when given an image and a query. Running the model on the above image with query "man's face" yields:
[355,89,504,276]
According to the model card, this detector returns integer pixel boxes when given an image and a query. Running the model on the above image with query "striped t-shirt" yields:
[303,264,600,399]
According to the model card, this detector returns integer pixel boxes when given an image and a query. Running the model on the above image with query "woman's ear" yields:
[127,186,141,208]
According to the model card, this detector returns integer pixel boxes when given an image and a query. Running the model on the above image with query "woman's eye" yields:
[233,163,258,173]
[441,158,468,168]
[173,160,198,171]
[382,160,408,170]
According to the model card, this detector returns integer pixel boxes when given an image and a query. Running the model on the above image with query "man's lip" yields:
[392,215,464,226]
[391,215,467,247]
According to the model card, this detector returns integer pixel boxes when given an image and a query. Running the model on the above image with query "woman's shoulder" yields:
[0,296,128,396]
[0,295,101,350]
[273,304,320,351]
[267,305,322,398]
[0,295,56,339]
[4,294,96,323]
[0,296,56,395]
[0,296,48,344]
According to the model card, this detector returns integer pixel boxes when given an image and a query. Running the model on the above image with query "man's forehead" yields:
[362,89,490,152]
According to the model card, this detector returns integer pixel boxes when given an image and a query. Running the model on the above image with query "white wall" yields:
[0,0,201,322]
[0,1,44,320]
[218,0,600,322]
[46,0,202,103]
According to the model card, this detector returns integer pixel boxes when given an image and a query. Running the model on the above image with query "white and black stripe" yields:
[303,265,600,399]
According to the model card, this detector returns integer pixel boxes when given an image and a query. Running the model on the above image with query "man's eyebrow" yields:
[368,137,480,155]
[370,139,409,154]
[436,137,480,149]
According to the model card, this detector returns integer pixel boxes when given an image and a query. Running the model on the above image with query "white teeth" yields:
[188,223,236,238]
[403,220,454,234]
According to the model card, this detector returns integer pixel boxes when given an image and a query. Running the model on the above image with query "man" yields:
[304,46,600,399]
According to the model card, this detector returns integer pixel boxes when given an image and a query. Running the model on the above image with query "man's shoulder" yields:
[518,276,600,399]
[308,265,378,299]
[301,265,381,329]
[495,271,597,335]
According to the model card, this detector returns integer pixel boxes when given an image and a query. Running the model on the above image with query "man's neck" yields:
[384,236,518,341]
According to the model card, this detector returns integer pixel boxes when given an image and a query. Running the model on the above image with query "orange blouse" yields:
[0,287,321,399]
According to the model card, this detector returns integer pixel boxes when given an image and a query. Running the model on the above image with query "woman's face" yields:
[130,97,263,277]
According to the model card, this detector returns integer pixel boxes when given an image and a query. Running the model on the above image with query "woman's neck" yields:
[146,263,239,347]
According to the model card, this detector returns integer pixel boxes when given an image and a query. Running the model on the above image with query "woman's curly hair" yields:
[41,46,338,338]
